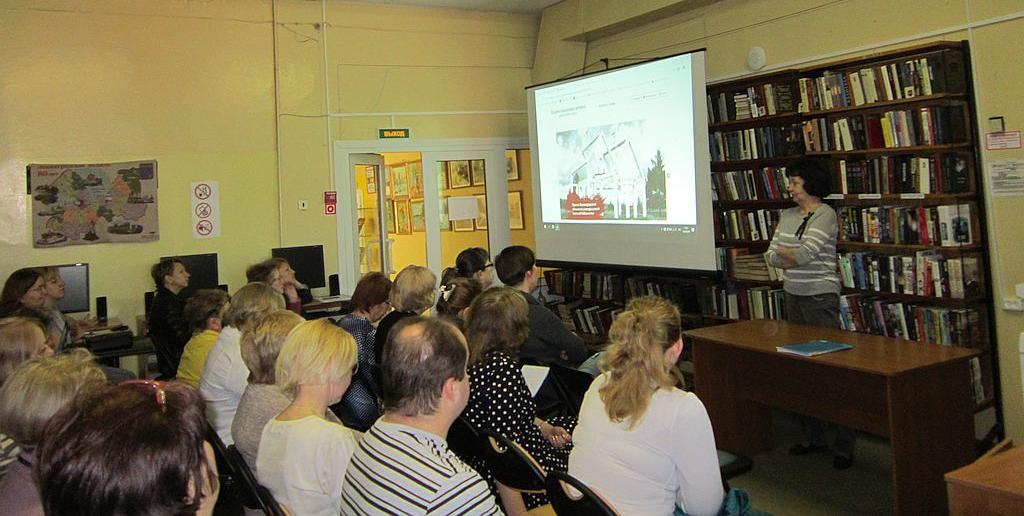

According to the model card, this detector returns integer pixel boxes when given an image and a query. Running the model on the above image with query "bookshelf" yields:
[708,41,996,412]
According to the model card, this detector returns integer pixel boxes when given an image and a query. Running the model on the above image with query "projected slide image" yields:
[555,121,669,222]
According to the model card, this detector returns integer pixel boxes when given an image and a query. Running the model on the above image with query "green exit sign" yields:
[379,128,410,139]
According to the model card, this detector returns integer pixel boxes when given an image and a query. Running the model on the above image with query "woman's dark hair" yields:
[785,157,833,199]
[183,289,231,335]
[245,259,278,284]
[36,381,215,516]
[435,277,485,321]
[494,245,535,286]
[0,268,43,316]
[440,247,490,285]
[350,272,393,313]
[150,258,183,290]
[463,287,529,365]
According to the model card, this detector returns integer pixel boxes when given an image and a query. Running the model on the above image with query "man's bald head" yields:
[381,316,468,417]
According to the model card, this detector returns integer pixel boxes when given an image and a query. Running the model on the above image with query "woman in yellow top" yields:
[176,289,230,387]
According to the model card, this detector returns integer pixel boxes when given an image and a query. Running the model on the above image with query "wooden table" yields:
[683,320,980,516]
[946,444,1024,515]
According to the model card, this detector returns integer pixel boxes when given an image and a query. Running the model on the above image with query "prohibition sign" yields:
[196,220,214,236]
[194,183,212,200]
[195,202,212,218]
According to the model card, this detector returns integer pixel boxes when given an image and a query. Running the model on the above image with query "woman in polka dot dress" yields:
[460,287,574,510]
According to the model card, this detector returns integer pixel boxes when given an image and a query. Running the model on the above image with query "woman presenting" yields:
[766,156,853,469]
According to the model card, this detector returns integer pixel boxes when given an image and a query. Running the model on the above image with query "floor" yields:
[729,411,894,515]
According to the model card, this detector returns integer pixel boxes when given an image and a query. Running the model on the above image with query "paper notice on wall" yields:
[191,181,221,238]
[988,160,1024,197]
[448,195,478,221]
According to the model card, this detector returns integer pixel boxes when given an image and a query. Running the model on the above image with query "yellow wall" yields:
[534,0,1024,441]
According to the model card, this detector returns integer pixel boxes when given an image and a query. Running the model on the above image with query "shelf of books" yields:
[709,41,994,410]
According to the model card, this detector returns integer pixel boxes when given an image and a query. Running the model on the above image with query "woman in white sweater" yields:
[568,296,724,516]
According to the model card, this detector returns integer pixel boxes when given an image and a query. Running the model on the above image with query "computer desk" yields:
[683,320,980,516]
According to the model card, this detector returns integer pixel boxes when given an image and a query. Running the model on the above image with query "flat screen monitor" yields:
[272,245,326,289]
[160,253,219,298]
[53,263,90,314]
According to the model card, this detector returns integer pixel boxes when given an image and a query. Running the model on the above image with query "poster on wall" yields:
[28,160,159,248]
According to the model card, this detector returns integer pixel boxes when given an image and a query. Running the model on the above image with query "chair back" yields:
[545,470,618,516]
[547,364,595,416]
[447,416,484,461]
[480,429,546,493]
[225,445,267,511]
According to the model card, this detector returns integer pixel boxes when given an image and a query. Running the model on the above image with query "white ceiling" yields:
[344,0,562,15]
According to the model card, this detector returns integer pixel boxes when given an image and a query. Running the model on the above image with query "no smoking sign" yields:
[191,181,221,239]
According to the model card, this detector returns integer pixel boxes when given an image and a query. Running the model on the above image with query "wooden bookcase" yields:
[707,41,996,411]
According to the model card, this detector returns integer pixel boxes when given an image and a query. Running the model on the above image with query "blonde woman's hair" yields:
[598,295,682,429]
[463,287,529,365]
[275,319,357,397]
[240,310,304,385]
[0,348,105,445]
[0,316,49,386]
[388,265,436,313]
[223,282,285,332]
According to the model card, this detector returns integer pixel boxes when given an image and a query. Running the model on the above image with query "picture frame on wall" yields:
[506,150,520,181]
[470,159,486,186]
[474,194,487,230]
[384,167,393,197]
[392,164,410,198]
[452,217,474,232]
[440,196,450,231]
[385,200,396,234]
[447,160,471,189]
[437,162,448,192]
[408,161,424,199]
[508,190,524,230]
[365,168,377,194]
[395,199,412,235]
[411,200,425,232]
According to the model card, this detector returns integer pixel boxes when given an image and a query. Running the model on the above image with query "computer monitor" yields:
[271,245,326,289]
[160,253,219,298]
[53,263,90,314]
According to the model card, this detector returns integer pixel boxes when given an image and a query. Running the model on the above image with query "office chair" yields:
[545,470,619,516]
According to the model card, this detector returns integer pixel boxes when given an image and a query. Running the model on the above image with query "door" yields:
[346,153,388,279]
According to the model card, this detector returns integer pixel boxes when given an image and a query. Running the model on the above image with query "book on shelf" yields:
[710,124,803,162]
[711,167,791,201]
[776,340,853,357]
[836,251,980,299]
[837,293,979,346]
[716,208,782,241]
[836,203,974,247]
[700,284,787,321]
[708,82,796,124]
[801,105,967,153]
[833,154,969,195]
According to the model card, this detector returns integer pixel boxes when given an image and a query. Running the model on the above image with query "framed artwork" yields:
[395,199,412,235]
[391,164,409,198]
[385,200,396,234]
[470,159,486,186]
[506,150,520,181]
[508,190,524,230]
[365,168,377,194]
[439,196,450,231]
[437,162,448,191]
[474,194,487,230]
[447,160,471,189]
[408,161,424,199]
[452,217,474,232]
[411,200,425,232]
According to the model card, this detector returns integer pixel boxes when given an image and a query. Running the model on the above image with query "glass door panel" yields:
[436,158,490,273]
[382,152,427,279]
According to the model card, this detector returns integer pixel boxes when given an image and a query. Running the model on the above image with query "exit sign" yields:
[379,128,410,139]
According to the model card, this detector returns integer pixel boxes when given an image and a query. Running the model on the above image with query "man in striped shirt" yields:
[341,317,501,515]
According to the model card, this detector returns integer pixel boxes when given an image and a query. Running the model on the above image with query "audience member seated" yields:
[147,258,192,377]
[200,282,284,445]
[176,289,231,388]
[494,245,588,367]
[331,272,392,432]
[247,258,304,315]
[373,265,436,368]
[0,269,49,319]
[341,317,501,514]
[0,315,53,480]
[37,266,97,352]
[569,296,725,516]
[230,309,305,473]
[36,380,219,515]
[435,277,485,330]
[0,349,106,514]
[461,287,574,509]
[445,247,495,287]
[256,319,358,516]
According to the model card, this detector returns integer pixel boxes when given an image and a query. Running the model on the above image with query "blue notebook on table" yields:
[776,340,853,357]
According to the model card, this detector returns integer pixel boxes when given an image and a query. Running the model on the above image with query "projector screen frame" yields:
[536,259,723,281]
[527,48,708,91]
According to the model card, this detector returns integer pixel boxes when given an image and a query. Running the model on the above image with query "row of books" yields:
[711,167,792,201]
[838,294,980,347]
[554,301,622,337]
[707,82,796,123]
[716,208,782,241]
[830,154,970,195]
[700,285,787,321]
[710,124,802,162]
[836,203,973,247]
[802,105,966,153]
[543,270,701,314]
[796,49,965,113]
[838,252,981,299]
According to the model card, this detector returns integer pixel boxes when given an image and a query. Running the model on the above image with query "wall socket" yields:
[298,200,308,210]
